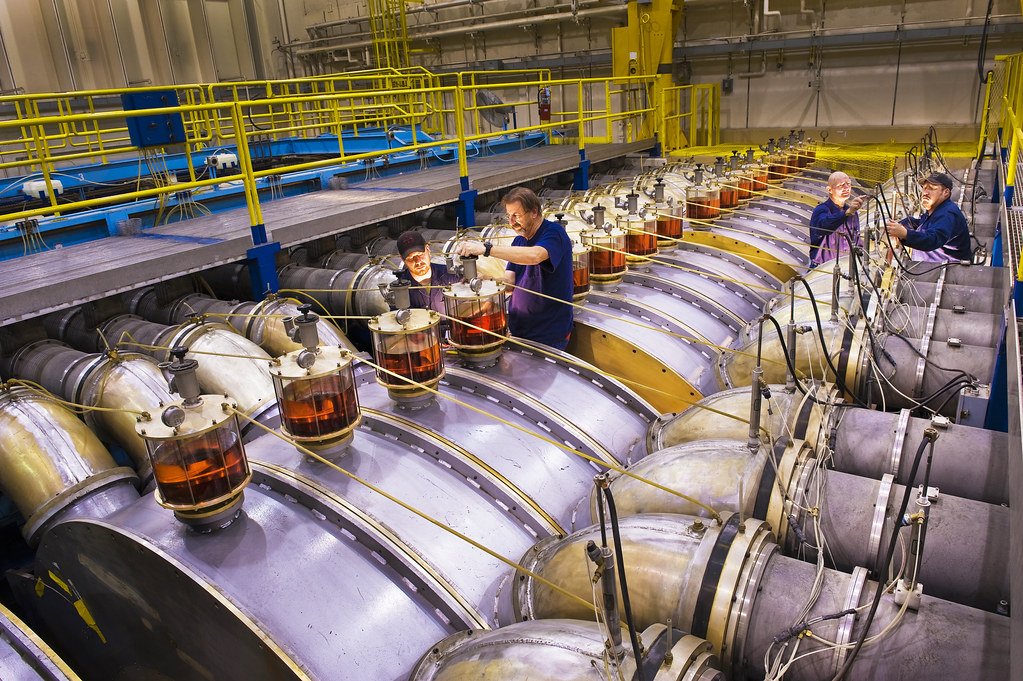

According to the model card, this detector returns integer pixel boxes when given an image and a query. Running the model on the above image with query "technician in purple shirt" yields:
[456,186,574,350]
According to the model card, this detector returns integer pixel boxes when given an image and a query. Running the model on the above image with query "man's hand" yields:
[845,196,865,215]
[455,240,485,257]
[885,219,908,240]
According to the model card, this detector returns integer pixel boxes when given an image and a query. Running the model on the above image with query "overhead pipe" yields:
[293,5,625,57]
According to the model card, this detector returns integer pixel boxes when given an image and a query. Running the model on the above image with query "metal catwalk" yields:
[0,141,654,327]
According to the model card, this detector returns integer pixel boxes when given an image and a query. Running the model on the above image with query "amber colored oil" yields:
[451,309,507,346]
[590,249,627,275]
[377,344,442,385]
[281,377,359,438]
[153,438,247,506]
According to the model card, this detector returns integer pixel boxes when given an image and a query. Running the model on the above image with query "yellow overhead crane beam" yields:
[612,1,684,146]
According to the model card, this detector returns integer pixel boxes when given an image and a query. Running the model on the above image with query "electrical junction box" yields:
[206,153,239,170]
[22,179,63,200]
[121,90,187,148]
[956,383,991,428]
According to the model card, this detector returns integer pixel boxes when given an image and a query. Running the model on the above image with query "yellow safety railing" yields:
[0,72,659,241]
[986,51,1023,281]
[661,83,721,152]
[0,85,211,170]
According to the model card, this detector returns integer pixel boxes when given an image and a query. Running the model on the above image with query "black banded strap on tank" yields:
[631,625,681,681]
[691,514,742,639]
[836,324,856,389]
[754,436,789,520]
[793,387,818,441]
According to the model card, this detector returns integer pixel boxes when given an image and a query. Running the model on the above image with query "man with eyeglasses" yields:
[885,172,971,262]
[809,171,864,265]
[456,186,574,350]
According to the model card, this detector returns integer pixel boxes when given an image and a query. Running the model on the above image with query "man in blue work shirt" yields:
[455,186,573,350]
[885,172,972,262]
[396,230,461,313]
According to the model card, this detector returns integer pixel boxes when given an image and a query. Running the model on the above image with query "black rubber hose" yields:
[763,313,857,410]
[797,278,869,407]
[603,487,647,681]
[831,432,935,681]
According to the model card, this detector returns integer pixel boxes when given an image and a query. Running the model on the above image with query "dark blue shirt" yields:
[809,198,859,262]
[899,199,971,260]
[505,219,574,349]
[397,262,462,314]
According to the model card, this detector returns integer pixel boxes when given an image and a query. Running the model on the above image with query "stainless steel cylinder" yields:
[409,620,722,681]
[881,304,1003,347]
[872,336,997,417]
[745,551,1008,681]
[898,280,1006,315]
[798,469,1008,611]
[0,387,138,545]
[832,407,1008,504]
[99,316,276,419]
[511,514,1009,681]
[276,263,354,315]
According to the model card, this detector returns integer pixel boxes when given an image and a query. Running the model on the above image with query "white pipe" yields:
[762,0,781,32]
[294,5,625,58]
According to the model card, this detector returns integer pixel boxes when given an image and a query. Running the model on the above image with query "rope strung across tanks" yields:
[231,405,602,617]
[358,353,726,522]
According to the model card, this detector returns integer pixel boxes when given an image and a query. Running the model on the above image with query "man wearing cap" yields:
[885,173,971,262]
[395,230,461,313]
[455,186,573,350]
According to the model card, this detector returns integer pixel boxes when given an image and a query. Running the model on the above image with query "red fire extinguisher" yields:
[538,86,551,122]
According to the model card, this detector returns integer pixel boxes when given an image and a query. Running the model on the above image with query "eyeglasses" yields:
[506,212,524,222]
[831,182,852,189]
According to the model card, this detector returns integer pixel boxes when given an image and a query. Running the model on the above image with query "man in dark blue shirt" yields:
[809,171,864,265]
[455,187,573,350]
[885,173,971,262]
[396,230,462,313]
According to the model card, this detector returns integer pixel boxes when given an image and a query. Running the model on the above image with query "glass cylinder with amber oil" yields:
[652,180,682,250]
[368,308,444,406]
[271,345,360,450]
[446,278,509,364]
[443,280,508,366]
[136,396,250,530]
[582,223,627,286]
[767,152,788,183]
[572,243,591,300]
[686,184,721,222]
[619,193,657,263]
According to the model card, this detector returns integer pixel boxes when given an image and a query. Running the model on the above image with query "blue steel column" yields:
[458,176,477,229]
[574,150,590,191]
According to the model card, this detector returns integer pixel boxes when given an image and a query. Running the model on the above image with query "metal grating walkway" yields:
[0,140,654,326]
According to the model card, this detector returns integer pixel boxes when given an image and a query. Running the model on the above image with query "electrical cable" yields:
[796,278,869,406]
[830,431,935,681]
[600,486,647,681]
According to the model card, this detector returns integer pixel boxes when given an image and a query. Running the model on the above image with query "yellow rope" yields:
[230,405,602,615]
[359,353,725,522]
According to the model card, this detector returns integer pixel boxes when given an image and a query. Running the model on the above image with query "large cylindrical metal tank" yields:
[510,514,1008,681]
[0,387,138,545]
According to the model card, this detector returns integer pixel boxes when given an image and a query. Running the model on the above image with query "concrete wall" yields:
[0,0,1018,139]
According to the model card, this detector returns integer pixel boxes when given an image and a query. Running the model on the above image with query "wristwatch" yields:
[483,241,493,257]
